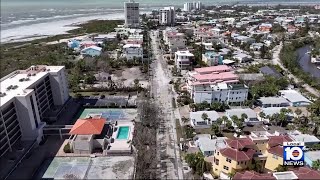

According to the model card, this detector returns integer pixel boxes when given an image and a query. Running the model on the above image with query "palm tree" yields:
[216,118,223,134]
[259,112,266,121]
[221,116,229,131]
[241,113,248,121]
[181,116,190,124]
[201,113,208,123]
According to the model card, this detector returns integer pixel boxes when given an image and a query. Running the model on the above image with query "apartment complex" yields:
[187,65,248,104]
[0,65,69,157]
[123,43,143,60]
[159,7,175,26]
[124,0,140,28]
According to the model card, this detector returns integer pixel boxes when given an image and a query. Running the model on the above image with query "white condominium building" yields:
[175,50,194,70]
[187,65,248,104]
[0,65,69,157]
[159,7,176,26]
[183,1,202,11]
[124,0,140,28]
[123,43,143,60]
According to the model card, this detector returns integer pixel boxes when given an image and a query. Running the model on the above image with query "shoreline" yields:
[1,13,125,44]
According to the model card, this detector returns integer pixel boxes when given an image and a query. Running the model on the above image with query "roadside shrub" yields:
[63,143,72,153]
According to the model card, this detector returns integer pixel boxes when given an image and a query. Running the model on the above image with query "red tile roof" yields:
[69,118,106,135]
[293,167,320,179]
[267,146,284,157]
[220,147,256,161]
[268,135,292,147]
[234,171,276,180]
[226,138,255,149]
[194,65,232,74]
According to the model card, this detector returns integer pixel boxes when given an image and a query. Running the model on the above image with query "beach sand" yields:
[1,13,124,44]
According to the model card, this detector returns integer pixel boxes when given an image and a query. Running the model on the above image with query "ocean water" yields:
[1,0,319,43]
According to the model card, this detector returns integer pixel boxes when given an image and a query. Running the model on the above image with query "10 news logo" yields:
[283,142,304,166]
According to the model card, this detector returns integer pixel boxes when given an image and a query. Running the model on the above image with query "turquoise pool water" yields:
[116,126,130,139]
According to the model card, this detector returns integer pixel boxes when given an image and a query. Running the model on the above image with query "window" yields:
[244,161,247,165]
[217,152,219,155]
[223,166,229,170]
[237,161,240,165]
[226,158,232,163]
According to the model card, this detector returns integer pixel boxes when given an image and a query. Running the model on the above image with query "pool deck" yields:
[109,121,134,153]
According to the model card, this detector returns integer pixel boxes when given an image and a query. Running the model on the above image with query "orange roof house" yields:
[69,118,106,135]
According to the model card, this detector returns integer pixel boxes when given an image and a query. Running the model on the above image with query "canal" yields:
[297,45,320,79]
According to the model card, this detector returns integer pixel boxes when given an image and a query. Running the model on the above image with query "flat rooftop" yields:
[38,156,134,179]
[0,65,64,106]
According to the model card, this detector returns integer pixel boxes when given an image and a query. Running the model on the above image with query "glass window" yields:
[223,166,229,170]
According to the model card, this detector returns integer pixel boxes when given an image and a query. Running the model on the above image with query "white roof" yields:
[190,111,220,122]
[175,50,194,57]
[222,59,235,64]
[280,89,311,103]
[261,107,293,117]
[196,135,227,152]
[0,66,64,107]
[258,97,289,105]
[82,46,102,51]
[288,130,320,143]
[123,44,142,48]
[226,108,257,119]
[273,171,298,180]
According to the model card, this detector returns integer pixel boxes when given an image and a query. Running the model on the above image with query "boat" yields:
[317,66,320,70]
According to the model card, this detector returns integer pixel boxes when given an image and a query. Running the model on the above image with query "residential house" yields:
[279,89,311,107]
[81,46,102,57]
[259,23,273,32]
[93,33,117,43]
[259,107,294,123]
[233,53,252,63]
[174,50,194,70]
[225,108,260,126]
[190,111,220,128]
[166,33,186,53]
[304,151,320,168]
[80,40,97,48]
[123,43,143,60]
[233,35,255,45]
[187,66,249,104]
[265,135,293,171]
[195,134,227,156]
[288,130,320,146]
[67,39,81,49]
[211,138,259,178]
[202,51,223,66]
[250,42,264,52]
[257,97,290,108]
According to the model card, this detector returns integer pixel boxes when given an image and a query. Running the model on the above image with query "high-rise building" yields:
[124,0,140,28]
[183,1,202,11]
[194,1,202,10]
[183,2,194,12]
[159,7,175,26]
[0,65,69,157]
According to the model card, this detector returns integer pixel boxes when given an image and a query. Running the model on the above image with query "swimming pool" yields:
[116,126,130,140]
